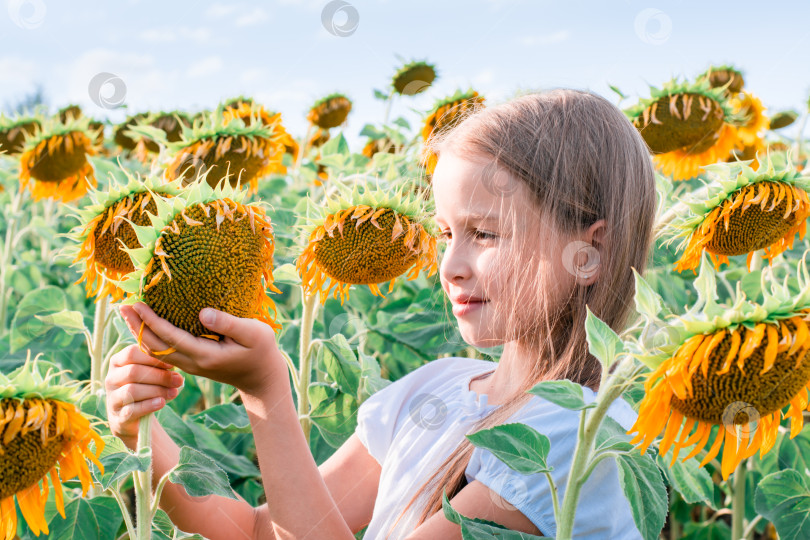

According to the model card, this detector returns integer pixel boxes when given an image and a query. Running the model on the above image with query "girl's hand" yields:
[105,344,184,450]
[119,302,290,397]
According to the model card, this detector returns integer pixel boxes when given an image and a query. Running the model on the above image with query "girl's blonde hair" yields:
[386,88,656,537]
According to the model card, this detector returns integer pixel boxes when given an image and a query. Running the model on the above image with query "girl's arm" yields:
[119,303,378,539]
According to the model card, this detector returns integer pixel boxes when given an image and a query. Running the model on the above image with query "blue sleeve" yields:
[467,408,641,539]
[354,358,450,466]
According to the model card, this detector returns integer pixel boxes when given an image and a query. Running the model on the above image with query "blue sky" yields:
[2,0,809,148]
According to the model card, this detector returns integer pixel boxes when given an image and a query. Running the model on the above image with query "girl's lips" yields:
[452,299,489,317]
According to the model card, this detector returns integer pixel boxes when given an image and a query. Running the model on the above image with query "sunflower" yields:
[730,92,769,147]
[118,178,282,350]
[768,110,798,130]
[57,104,82,123]
[391,60,438,96]
[222,101,298,161]
[113,113,150,152]
[665,158,810,273]
[0,355,105,538]
[727,135,766,169]
[66,169,184,302]
[698,64,745,95]
[421,89,486,175]
[0,114,41,155]
[653,124,743,181]
[308,128,331,150]
[296,178,438,305]
[362,136,402,159]
[628,253,810,480]
[19,116,101,203]
[307,93,352,129]
[127,111,191,162]
[136,106,286,195]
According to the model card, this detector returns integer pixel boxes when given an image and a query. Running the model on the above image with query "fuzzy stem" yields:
[90,293,110,392]
[555,357,637,540]
[382,90,395,125]
[0,188,23,331]
[731,458,747,540]
[135,413,154,540]
[795,111,808,161]
[108,486,136,540]
[40,198,54,261]
[297,287,320,444]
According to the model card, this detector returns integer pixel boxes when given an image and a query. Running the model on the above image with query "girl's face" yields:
[432,151,577,348]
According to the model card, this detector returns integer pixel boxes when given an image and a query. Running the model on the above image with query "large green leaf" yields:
[151,509,206,540]
[616,451,667,540]
[318,334,361,396]
[310,392,358,448]
[527,380,594,411]
[441,491,547,539]
[755,469,810,540]
[657,449,714,506]
[97,436,151,491]
[46,496,123,540]
[10,286,68,352]
[778,429,810,474]
[168,446,238,500]
[467,423,552,474]
[191,403,252,433]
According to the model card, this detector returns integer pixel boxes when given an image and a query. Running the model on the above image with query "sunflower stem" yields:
[382,90,395,125]
[297,287,320,444]
[0,187,23,332]
[293,123,314,183]
[135,413,154,540]
[107,486,136,540]
[90,292,110,393]
[39,198,54,261]
[731,458,747,540]
[555,356,636,540]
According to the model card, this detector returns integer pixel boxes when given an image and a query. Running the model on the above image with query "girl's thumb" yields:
[200,307,221,328]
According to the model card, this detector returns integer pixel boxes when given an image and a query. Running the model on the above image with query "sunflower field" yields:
[1,57,810,540]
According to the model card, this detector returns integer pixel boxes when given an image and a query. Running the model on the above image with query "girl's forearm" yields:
[149,418,260,539]
[240,386,354,540]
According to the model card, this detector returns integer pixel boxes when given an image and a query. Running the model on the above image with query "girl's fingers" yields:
[118,396,168,422]
[107,362,185,390]
[199,308,266,347]
[110,383,181,412]
[111,343,174,370]
[132,302,206,359]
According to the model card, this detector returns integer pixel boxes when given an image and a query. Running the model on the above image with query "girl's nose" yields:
[439,239,472,284]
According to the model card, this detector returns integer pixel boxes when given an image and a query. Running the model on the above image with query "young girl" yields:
[106,89,657,539]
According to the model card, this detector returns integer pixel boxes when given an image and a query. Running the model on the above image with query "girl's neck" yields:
[469,342,535,406]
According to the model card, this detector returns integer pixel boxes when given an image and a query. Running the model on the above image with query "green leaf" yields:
[373,88,389,100]
[358,349,391,401]
[467,423,552,474]
[168,446,238,500]
[632,269,664,321]
[318,334,362,396]
[681,520,731,540]
[272,263,301,285]
[657,449,714,506]
[441,490,548,539]
[594,416,634,453]
[98,437,151,491]
[47,496,123,540]
[755,469,810,540]
[151,509,206,540]
[320,132,350,157]
[34,309,88,335]
[309,392,358,448]
[527,380,594,411]
[616,452,667,540]
[584,306,624,370]
[778,429,810,473]
[10,286,68,352]
[191,403,251,433]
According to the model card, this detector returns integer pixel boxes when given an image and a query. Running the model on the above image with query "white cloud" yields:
[235,7,270,27]
[0,56,40,100]
[186,56,223,78]
[140,26,211,43]
[204,3,237,18]
[519,30,570,46]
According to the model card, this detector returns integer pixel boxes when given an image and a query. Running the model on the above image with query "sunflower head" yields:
[730,92,769,147]
[113,113,150,151]
[295,177,439,305]
[64,168,185,302]
[421,89,486,175]
[118,177,282,347]
[0,354,105,537]
[222,101,299,160]
[126,111,192,162]
[391,60,438,96]
[699,64,745,94]
[362,136,402,159]
[628,252,810,479]
[307,93,352,129]
[142,106,287,194]
[57,104,83,123]
[664,156,810,273]
[624,77,742,155]
[769,110,798,130]
[0,114,41,155]
[19,115,101,202]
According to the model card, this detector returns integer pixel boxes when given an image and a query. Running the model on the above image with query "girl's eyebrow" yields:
[435,211,500,225]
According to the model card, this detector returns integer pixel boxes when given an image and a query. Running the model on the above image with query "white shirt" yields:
[355,356,642,539]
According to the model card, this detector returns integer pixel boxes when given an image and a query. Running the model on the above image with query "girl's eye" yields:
[437,231,452,243]
[474,230,498,240]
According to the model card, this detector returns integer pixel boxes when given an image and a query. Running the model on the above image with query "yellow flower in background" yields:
[421,89,485,175]
[307,93,352,130]
[663,158,810,273]
[0,356,104,539]
[731,92,769,147]
[296,178,438,305]
[19,116,101,203]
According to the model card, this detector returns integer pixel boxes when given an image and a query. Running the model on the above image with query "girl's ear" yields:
[577,219,607,287]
